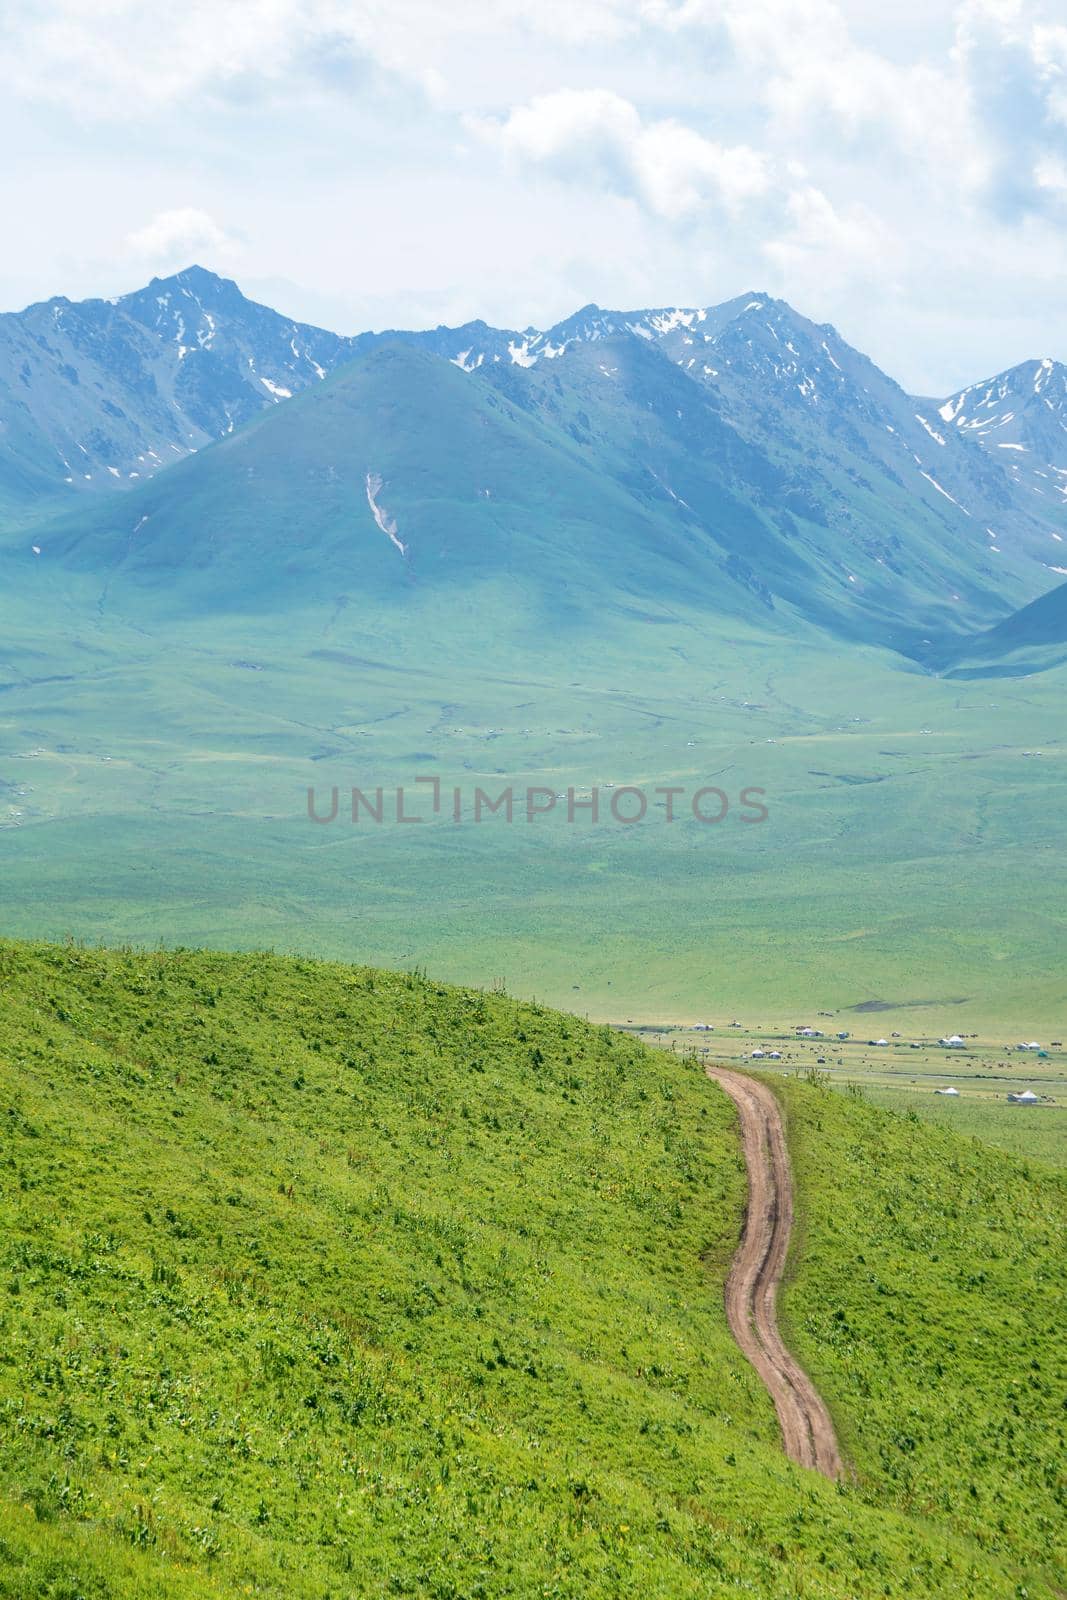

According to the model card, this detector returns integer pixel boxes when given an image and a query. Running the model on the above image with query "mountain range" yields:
[0,265,350,509]
[2,265,1066,1032]
[2,265,1067,671]
[937,357,1067,528]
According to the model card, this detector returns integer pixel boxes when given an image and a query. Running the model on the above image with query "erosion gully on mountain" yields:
[707,1068,842,1480]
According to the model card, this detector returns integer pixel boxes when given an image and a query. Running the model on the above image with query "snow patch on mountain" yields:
[365,473,407,556]
[915,414,947,446]
[936,357,1067,513]
[920,470,971,514]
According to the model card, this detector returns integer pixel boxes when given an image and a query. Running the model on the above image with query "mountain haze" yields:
[15,328,1044,663]
[2,266,1067,675]
[31,340,794,637]
[1,268,1065,1055]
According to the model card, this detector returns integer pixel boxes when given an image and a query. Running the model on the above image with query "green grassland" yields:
[0,577,1064,1035]
[774,1075,1066,1577]
[1,330,1064,1042]
[632,1029,1067,1168]
[853,1085,1067,1167]
[1,942,1064,1598]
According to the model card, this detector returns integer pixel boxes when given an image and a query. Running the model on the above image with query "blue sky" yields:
[2,0,1066,393]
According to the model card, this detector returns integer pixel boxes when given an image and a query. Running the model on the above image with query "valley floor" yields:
[1,594,1065,1040]
[626,1023,1067,1168]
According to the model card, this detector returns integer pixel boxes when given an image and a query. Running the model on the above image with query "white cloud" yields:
[126,209,236,267]
[5,0,1064,240]
[651,0,970,172]
[472,88,770,219]
[501,0,640,44]
[762,186,902,301]
[0,1,642,116]
[642,0,1067,218]
[1,1,306,113]
[0,0,425,115]
[3,0,1067,395]
[1033,154,1067,200]
[953,0,1067,219]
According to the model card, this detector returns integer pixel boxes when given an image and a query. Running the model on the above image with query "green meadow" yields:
[1,568,1065,1036]
[851,1085,1067,1168]
[775,1075,1066,1577]
[1,942,1064,1599]
[633,1029,1067,1168]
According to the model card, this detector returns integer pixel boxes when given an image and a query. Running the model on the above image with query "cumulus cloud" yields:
[0,0,643,116]
[126,209,236,267]
[5,0,1067,393]
[7,0,1065,242]
[647,0,970,172]
[954,0,1067,219]
[640,0,1067,221]
[762,186,902,302]
[471,88,770,220]
[0,0,434,115]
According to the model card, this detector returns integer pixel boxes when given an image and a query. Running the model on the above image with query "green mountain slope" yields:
[13,333,1045,659]
[1,943,1063,1599]
[484,332,1039,655]
[940,574,1067,675]
[776,1077,1066,1576]
[11,341,819,640]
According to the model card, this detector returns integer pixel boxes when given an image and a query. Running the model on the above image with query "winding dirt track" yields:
[707,1068,842,1479]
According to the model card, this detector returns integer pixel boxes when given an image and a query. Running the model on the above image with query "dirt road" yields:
[707,1067,842,1479]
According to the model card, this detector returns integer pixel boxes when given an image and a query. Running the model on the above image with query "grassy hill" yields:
[943,575,1067,676]
[0,943,1063,1599]
[776,1077,1065,1574]
[21,341,791,635]
[14,330,1047,656]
